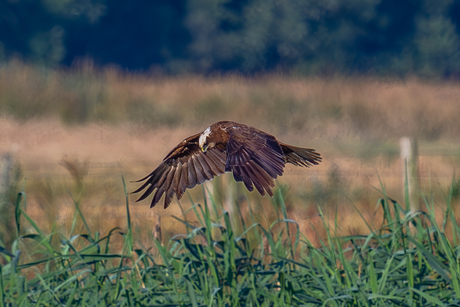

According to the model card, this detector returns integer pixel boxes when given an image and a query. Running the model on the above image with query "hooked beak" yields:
[201,145,208,153]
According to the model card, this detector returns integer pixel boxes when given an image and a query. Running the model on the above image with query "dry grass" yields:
[1,60,460,140]
[0,60,459,247]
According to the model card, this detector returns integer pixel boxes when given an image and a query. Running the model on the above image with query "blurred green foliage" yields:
[1,0,460,77]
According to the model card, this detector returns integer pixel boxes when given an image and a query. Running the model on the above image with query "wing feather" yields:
[247,160,275,196]
[150,167,175,208]
[212,149,227,165]
[155,167,171,190]
[187,157,198,188]
[244,165,266,196]
[134,132,226,208]
[136,182,156,202]
[225,128,286,197]
[132,163,169,193]
[253,155,283,178]
[177,164,189,199]
[192,156,207,183]
[205,150,225,174]
[163,166,176,192]
[234,165,254,192]
[196,154,214,179]
[164,179,177,209]
[240,165,258,193]
[152,186,165,208]
[250,161,275,188]
[171,164,182,194]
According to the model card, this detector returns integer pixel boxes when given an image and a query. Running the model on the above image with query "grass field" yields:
[1,181,460,305]
[0,61,460,304]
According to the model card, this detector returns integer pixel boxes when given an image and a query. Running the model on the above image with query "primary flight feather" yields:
[134,121,321,209]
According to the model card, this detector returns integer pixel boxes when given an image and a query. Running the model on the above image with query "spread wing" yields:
[225,128,286,197]
[133,133,227,209]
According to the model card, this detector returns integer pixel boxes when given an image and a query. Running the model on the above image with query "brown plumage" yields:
[133,121,321,209]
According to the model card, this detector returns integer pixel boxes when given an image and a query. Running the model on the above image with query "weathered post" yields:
[0,154,14,248]
[400,137,421,211]
[0,154,12,195]
[153,215,162,243]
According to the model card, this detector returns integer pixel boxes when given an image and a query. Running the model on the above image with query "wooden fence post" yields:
[153,215,162,243]
[400,137,421,211]
[0,154,12,196]
[0,154,14,249]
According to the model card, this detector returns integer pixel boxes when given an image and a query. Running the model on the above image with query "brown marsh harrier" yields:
[134,121,321,208]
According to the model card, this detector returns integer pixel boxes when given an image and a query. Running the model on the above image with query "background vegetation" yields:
[2,0,460,77]
[1,60,460,141]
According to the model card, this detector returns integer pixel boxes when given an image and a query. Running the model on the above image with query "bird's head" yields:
[199,126,214,152]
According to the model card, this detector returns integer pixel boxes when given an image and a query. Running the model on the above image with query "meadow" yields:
[1,180,460,305]
[0,60,460,304]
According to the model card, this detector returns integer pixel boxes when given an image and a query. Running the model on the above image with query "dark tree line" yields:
[1,0,460,77]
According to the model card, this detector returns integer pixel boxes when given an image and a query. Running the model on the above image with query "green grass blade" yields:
[187,280,199,307]
[54,269,91,292]
[407,236,451,282]
[122,176,133,252]
[122,176,132,232]
[0,265,4,307]
[19,209,54,254]
[368,255,378,293]
[69,193,92,238]
[14,192,23,238]
[410,288,446,306]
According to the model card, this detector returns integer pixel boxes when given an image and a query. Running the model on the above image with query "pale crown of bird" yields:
[199,127,211,151]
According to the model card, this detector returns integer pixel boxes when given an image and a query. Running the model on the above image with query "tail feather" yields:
[280,143,322,167]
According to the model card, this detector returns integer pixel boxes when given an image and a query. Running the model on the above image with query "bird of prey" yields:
[133,121,321,209]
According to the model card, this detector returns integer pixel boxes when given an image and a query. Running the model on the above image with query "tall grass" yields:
[1,177,460,306]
